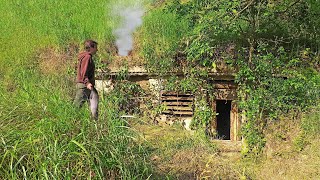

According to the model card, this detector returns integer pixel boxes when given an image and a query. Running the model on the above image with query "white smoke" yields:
[112,3,144,56]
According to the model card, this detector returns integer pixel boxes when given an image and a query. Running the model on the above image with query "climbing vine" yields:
[142,0,320,155]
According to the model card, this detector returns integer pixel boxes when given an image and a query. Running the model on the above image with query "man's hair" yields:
[84,40,98,51]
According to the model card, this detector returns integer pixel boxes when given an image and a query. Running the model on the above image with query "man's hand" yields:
[86,83,93,90]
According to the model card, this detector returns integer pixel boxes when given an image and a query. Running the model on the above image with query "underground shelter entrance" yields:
[216,100,232,140]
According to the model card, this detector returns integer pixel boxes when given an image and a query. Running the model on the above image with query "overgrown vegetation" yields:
[143,0,320,155]
[1,0,320,179]
[141,8,190,73]
[108,79,145,114]
[0,0,151,179]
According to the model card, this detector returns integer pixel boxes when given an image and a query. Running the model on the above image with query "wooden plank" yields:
[214,89,237,100]
[163,111,193,115]
[231,102,241,141]
[160,91,193,96]
[230,102,235,141]
[214,83,237,89]
[161,96,194,101]
[96,71,237,81]
[161,94,194,97]
[211,100,217,132]
[165,106,193,111]
[162,101,192,106]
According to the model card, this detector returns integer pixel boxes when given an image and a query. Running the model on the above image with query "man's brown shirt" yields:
[76,51,95,86]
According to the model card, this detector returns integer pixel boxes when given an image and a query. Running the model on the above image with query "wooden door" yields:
[230,101,240,141]
[210,99,217,137]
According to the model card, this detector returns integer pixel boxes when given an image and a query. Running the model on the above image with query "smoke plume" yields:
[112,3,144,56]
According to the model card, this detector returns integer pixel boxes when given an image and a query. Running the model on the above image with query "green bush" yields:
[191,98,213,130]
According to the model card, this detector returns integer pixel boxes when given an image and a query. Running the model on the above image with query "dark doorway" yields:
[216,100,231,140]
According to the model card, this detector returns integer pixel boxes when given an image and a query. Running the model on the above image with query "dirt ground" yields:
[132,122,245,179]
[131,119,320,180]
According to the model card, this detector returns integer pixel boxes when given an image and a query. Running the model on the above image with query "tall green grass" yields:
[140,8,190,72]
[1,79,152,178]
[301,104,320,135]
[0,0,115,82]
[0,0,152,179]
[0,65,152,178]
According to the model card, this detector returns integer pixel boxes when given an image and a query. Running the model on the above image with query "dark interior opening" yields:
[216,100,231,140]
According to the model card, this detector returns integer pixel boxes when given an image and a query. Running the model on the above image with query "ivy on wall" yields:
[141,0,320,155]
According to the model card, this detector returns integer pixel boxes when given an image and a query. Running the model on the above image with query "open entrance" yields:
[216,100,232,140]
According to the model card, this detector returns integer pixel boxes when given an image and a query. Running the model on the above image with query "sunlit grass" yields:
[0,70,152,178]
[140,9,190,72]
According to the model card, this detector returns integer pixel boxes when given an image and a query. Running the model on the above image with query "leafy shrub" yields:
[108,80,145,114]
[191,97,213,130]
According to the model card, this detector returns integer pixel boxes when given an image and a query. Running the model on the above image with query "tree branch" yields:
[276,0,302,14]
[232,0,255,21]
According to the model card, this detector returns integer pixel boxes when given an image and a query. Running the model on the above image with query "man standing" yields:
[74,39,99,120]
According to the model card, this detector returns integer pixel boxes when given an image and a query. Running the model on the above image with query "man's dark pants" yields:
[74,83,99,120]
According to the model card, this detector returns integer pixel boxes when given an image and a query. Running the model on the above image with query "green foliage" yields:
[108,80,145,114]
[0,67,152,179]
[141,9,190,72]
[191,97,213,130]
[164,67,211,93]
[237,49,319,119]
[164,0,242,66]
[160,0,320,155]
[165,76,201,93]
[236,44,320,154]
[294,105,320,151]
[163,71,214,130]
[0,0,115,75]
[301,106,320,135]
[0,0,153,179]
[293,133,309,152]
[241,118,266,156]
[1,0,320,176]
[164,0,320,67]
